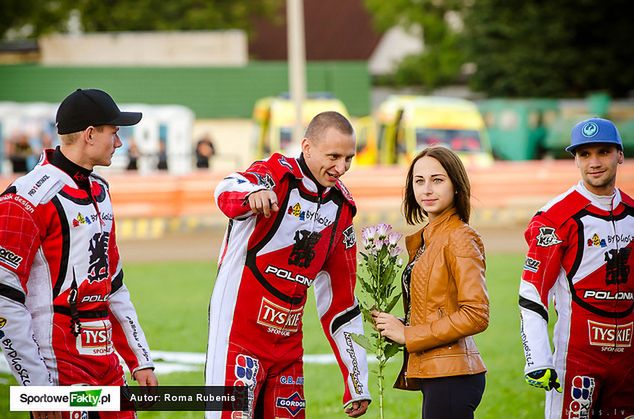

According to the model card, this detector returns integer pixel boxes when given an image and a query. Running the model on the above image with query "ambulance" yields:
[371,95,493,167]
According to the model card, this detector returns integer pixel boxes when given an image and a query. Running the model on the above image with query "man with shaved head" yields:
[206,111,371,418]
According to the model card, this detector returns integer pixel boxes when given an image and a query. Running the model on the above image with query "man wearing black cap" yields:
[519,117,634,418]
[0,89,157,415]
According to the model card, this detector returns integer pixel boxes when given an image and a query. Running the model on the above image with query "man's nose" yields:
[588,155,602,167]
[335,159,346,174]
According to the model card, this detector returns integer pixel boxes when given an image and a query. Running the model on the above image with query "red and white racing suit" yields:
[519,182,634,419]
[205,153,371,419]
[0,149,153,396]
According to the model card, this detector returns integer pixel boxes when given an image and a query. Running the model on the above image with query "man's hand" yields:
[247,190,279,218]
[134,368,159,386]
[525,368,562,392]
[344,400,370,417]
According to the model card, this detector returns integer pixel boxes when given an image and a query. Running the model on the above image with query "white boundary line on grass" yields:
[0,351,377,377]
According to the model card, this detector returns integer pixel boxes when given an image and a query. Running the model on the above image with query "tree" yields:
[363,0,467,90]
[1,0,281,39]
[1,0,69,39]
[464,0,634,97]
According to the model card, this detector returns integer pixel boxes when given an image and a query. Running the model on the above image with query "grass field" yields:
[0,252,548,418]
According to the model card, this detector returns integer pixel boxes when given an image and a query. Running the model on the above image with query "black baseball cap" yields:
[55,88,142,134]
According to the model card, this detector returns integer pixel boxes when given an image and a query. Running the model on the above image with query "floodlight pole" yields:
[287,0,307,152]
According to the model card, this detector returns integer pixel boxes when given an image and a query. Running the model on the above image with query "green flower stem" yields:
[377,335,386,419]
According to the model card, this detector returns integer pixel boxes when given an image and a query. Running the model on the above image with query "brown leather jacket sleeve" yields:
[404,228,490,353]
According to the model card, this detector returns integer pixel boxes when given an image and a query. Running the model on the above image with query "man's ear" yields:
[85,127,94,143]
[301,137,311,157]
[618,150,624,164]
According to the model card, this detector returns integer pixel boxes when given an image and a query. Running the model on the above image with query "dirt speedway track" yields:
[1,159,632,260]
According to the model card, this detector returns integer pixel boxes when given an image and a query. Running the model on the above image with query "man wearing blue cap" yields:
[518,117,633,418]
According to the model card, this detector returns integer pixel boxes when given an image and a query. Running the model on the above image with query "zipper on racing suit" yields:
[609,202,620,352]
[282,189,324,336]
[68,178,108,337]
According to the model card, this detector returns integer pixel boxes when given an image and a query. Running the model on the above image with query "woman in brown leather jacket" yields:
[373,146,489,419]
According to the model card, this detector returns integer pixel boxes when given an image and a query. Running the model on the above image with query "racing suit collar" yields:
[50,146,93,191]
[297,153,327,196]
[575,181,620,211]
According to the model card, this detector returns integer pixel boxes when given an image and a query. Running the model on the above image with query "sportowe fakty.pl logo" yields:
[10,386,120,411]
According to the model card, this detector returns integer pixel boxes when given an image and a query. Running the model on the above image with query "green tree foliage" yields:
[364,0,467,90]
[1,0,69,38]
[464,0,634,97]
[1,0,281,39]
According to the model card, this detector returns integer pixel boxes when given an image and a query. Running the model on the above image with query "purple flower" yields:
[387,232,402,247]
[375,223,390,239]
[361,226,377,248]
[389,245,402,258]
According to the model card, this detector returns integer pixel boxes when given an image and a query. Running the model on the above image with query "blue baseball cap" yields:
[566,117,623,154]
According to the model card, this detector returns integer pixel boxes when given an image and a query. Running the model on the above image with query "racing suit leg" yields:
[594,352,634,418]
[213,343,267,419]
[258,360,305,419]
[548,349,634,419]
[61,359,134,419]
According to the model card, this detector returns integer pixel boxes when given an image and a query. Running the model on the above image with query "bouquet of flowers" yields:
[351,223,403,419]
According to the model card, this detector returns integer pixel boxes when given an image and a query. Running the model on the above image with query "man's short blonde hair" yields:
[59,126,105,145]
[60,131,81,145]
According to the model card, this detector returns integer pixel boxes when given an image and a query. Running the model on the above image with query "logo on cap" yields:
[582,122,599,138]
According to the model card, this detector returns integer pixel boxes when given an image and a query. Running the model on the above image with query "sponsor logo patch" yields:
[587,233,607,248]
[257,298,303,336]
[0,195,35,213]
[581,122,599,138]
[568,375,594,419]
[535,227,562,247]
[278,157,294,171]
[280,375,304,385]
[604,247,631,285]
[234,354,259,415]
[607,234,633,245]
[276,392,306,417]
[343,225,356,249]
[28,174,50,197]
[249,172,276,190]
[520,317,534,368]
[224,176,247,184]
[588,320,632,350]
[76,320,113,356]
[265,265,314,287]
[0,246,23,269]
[87,232,110,283]
[344,332,364,395]
[72,212,93,227]
[289,230,321,268]
[523,257,541,273]
[287,203,332,227]
[80,294,110,303]
[0,317,7,328]
[1,337,31,385]
[583,290,633,301]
